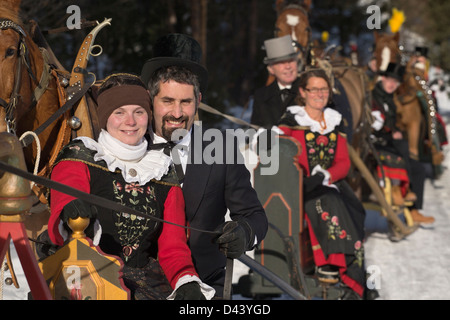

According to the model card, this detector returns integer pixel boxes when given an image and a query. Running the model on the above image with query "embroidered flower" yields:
[125,183,144,196]
[353,241,364,268]
[329,133,337,141]
[331,216,339,226]
[316,135,329,146]
[339,229,347,239]
[328,148,335,154]
[306,132,315,141]
[309,148,316,154]
[321,212,330,221]
[69,145,81,151]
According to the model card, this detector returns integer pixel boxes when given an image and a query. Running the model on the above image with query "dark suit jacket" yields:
[183,125,268,296]
[250,78,301,128]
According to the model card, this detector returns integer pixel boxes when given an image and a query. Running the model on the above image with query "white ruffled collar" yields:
[76,130,172,184]
[286,106,342,135]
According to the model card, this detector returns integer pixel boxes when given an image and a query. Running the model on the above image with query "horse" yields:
[274,0,312,73]
[0,1,107,201]
[0,0,107,264]
[373,31,445,175]
[0,3,71,184]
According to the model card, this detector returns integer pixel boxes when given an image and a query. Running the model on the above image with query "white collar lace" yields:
[76,130,171,184]
[286,106,342,135]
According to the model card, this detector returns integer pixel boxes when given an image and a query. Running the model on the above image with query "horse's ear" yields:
[393,32,400,42]
[275,0,284,15]
[302,0,312,12]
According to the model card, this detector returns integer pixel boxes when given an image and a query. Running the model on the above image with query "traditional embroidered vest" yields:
[54,140,179,268]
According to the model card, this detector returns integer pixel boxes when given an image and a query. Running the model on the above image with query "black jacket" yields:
[250,78,301,128]
[183,125,268,296]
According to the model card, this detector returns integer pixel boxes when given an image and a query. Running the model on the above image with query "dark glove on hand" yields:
[303,172,325,193]
[214,220,254,259]
[174,282,206,300]
[60,199,98,223]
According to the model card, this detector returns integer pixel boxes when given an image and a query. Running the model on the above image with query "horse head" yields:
[274,1,312,71]
[373,31,402,72]
[0,2,65,177]
[0,2,24,132]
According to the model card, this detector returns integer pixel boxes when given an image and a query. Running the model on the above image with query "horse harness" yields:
[0,18,53,135]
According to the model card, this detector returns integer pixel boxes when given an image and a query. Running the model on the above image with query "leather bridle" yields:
[0,18,51,135]
[0,19,28,135]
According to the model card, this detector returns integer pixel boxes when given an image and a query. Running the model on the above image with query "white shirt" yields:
[151,130,191,186]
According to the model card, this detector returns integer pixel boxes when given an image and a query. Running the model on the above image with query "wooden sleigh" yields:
[38,216,130,300]
[237,135,344,299]
[236,134,418,299]
[0,132,129,300]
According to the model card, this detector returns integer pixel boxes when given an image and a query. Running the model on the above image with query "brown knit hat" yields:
[97,74,151,129]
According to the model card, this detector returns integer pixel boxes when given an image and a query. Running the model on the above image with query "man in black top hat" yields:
[141,33,268,297]
[370,62,435,224]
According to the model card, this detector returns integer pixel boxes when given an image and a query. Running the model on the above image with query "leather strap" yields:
[223,257,234,300]
[21,70,95,147]
[0,158,220,237]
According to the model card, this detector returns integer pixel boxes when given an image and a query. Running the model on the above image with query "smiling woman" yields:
[44,73,215,300]
[275,68,367,299]
[95,75,151,146]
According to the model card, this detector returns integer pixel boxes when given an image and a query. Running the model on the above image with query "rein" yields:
[0,157,220,237]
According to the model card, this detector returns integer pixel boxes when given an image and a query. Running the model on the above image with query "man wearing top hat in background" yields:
[141,33,268,298]
[370,62,435,224]
[250,35,300,128]
[250,35,354,141]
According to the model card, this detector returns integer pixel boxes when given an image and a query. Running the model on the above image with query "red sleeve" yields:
[157,186,198,289]
[49,161,91,245]
[278,125,292,136]
[327,134,351,183]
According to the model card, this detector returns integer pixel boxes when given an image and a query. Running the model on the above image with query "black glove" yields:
[60,199,98,223]
[214,220,254,259]
[35,230,60,260]
[174,282,206,300]
[303,172,325,193]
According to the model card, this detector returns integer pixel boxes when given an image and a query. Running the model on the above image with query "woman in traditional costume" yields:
[277,69,366,299]
[48,73,214,300]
